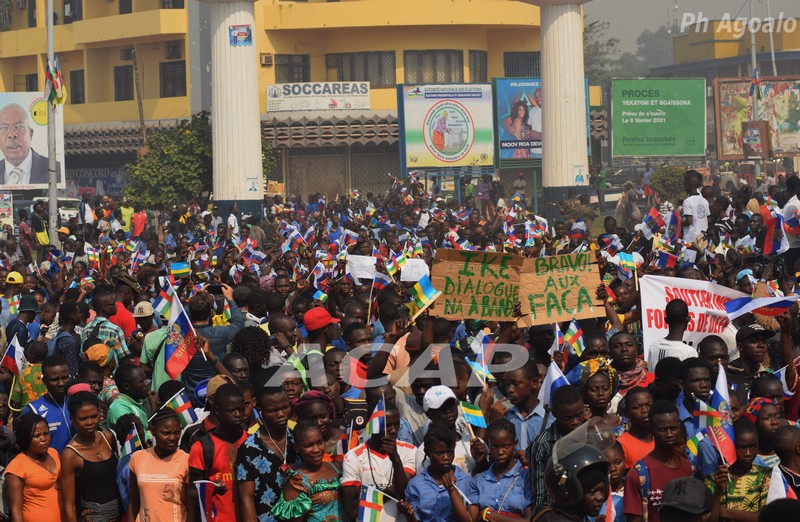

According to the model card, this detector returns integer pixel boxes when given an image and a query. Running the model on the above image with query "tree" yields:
[649,164,685,202]
[584,18,622,87]
[124,111,278,207]
[636,26,672,69]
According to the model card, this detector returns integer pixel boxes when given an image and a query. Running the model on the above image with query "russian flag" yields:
[641,207,665,239]
[708,363,737,466]
[774,366,795,399]
[768,464,799,503]
[548,323,565,357]
[470,330,495,367]
[724,295,800,321]
[534,361,569,416]
[1,334,27,375]
[666,210,682,242]
[164,296,197,380]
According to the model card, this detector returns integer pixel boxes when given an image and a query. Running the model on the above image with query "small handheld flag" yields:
[162,388,200,428]
[410,275,441,318]
[534,361,569,416]
[365,397,386,437]
[0,334,28,375]
[563,318,585,357]
[170,261,191,279]
[460,401,487,428]
[120,424,143,458]
[164,293,197,380]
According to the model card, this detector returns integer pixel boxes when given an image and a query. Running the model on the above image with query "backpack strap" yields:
[198,433,215,481]
[633,460,650,517]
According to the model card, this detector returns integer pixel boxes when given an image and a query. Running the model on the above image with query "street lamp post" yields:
[46,0,58,239]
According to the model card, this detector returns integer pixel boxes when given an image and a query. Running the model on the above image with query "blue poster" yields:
[495,78,590,160]
[229,24,253,47]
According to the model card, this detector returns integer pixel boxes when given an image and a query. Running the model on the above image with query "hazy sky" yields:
[583,0,799,54]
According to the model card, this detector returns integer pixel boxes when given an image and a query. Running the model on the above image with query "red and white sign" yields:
[640,275,746,362]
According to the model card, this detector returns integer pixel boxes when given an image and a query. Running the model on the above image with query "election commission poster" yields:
[399,84,494,168]
[611,79,706,157]
[714,77,800,160]
[495,78,590,160]
[0,92,65,190]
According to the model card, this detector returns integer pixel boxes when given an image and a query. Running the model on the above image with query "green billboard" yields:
[611,79,706,157]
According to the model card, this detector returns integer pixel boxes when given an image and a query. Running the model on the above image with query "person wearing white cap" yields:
[413,385,486,475]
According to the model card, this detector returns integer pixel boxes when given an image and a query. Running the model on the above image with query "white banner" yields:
[266,82,370,112]
[400,258,430,282]
[347,255,377,280]
[640,275,746,364]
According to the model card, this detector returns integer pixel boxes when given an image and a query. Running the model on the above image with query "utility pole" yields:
[749,0,761,179]
[46,0,58,238]
[766,0,778,76]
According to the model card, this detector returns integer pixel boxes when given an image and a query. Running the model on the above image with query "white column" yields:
[207,0,263,211]
[529,0,590,196]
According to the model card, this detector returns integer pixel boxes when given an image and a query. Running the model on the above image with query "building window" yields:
[28,0,37,27]
[64,0,82,23]
[503,52,540,77]
[275,55,310,83]
[162,0,185,7]
[160,61,186,98]
[469,50,488,83]
[326,52,395,88]
[26,74,38,91]
[13,75,37,92]
[70,70,85,104]
[119,0,132,15]
[114,65,134,101]
[404,50,463,84]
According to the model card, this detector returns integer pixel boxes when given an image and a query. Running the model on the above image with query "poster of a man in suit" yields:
[0,93,65,190]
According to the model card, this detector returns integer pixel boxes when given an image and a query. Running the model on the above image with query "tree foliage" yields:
[125,111,278,207]
[649,164,686,202]
[584,19,622,87]
[584,21,673,86]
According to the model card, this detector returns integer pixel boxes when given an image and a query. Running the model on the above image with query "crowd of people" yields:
[2,165,800,522]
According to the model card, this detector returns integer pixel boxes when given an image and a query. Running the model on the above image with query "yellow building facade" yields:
[0,0,549,197]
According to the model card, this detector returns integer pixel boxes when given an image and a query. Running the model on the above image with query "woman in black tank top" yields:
[60,391,122,522]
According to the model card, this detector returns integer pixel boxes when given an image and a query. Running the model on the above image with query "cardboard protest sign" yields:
[640,275,745,366]
[430,250,522,321]
[518,253,605,326]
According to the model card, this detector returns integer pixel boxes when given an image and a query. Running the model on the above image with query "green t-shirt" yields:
[140,326,170,393]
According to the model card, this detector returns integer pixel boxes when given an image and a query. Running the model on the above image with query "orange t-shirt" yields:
[129,447,190,522]
[4,448,61,522]
[617,431,655,469]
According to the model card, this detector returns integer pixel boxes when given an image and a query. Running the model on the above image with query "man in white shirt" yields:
[227,203,240,239]
[341,406,416,520]
[647,298,697,366]
[682,169,709,244]
[782,176,800,271]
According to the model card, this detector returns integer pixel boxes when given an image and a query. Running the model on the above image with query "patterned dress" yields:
[705,464,772,513]
[272,464,342,522]
[235,431,297,522]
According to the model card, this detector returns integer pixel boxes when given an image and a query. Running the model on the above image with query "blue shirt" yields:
[504,406,553,450]
[398,418,414,445]
[21,394,74,453]
[406,466,475,522]
[467,461,531,515]
[677,398,701,440]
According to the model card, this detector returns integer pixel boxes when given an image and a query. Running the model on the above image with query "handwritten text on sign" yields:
[519,253,604,326]
[430,250,522,321]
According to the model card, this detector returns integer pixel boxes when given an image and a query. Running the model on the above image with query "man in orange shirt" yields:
[131,205,148,238]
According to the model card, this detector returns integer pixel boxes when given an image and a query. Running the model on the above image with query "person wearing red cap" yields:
[303,306,340,353]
